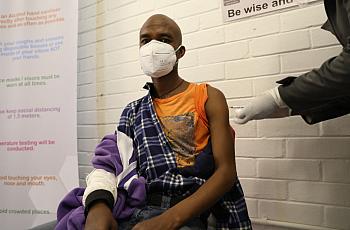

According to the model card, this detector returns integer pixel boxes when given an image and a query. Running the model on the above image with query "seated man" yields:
[56,14,251,230]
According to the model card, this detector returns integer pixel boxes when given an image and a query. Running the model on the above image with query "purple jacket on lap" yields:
[55,134,146,230]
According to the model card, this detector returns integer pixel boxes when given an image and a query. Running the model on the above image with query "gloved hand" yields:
[232,87,290,124]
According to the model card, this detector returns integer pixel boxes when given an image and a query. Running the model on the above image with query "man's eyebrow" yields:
[158,32,173,38]
[139,33,149,38]
[139,32,173,38]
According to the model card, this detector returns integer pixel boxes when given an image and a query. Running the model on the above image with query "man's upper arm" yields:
[205,85,236,175]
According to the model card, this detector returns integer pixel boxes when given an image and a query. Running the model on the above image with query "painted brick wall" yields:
[77,0,350,229]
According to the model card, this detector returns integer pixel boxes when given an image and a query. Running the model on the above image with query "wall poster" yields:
[0,0,79,229]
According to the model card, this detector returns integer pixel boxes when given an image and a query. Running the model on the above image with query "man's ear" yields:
[177,46,186,59]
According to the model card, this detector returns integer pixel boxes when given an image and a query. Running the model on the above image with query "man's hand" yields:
[132,212,180,230]
[85,202,117,230]
[232,88,290,124]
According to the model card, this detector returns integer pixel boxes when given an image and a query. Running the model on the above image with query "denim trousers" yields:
[118,206,206,230]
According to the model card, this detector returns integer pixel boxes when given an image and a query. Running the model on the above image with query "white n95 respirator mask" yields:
[139,40,182,78]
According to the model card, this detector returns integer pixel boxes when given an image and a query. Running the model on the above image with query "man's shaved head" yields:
[139,14,182,47]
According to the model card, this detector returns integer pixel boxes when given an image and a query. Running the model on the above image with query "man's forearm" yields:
[85,202,118,230]
[164,165,235,226]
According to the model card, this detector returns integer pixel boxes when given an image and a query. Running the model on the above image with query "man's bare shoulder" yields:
[206,84,227,103]
[204,84,229,121]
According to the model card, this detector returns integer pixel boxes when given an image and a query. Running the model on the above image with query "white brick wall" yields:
[259,200,324,226]
[77,0,350,229]
[241,179,288,200]
[289,181,350,206]
[250,30,311,56]
[325,206,350,230]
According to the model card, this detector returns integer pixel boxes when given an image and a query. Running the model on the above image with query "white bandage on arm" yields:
[82,169,118,207]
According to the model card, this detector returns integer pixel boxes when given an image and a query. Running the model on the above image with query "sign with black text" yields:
[222,0,319,22]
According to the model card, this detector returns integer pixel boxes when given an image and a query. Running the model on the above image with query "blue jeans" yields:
[118,206,206,230]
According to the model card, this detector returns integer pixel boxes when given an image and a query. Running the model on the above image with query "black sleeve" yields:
[84,189,114,217]
[278,1,350,124]
[279,43,350,123]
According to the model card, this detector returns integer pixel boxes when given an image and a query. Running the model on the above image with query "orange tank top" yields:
[153,83,210,167]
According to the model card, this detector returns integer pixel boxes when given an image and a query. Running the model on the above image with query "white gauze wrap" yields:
[82,169,118,207]
[82,131,135,207]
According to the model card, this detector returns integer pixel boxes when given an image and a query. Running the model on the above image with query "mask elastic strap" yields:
[174,45,182,65]
[174,44,182,53]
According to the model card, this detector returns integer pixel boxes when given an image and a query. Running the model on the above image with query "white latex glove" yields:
[232,87,290,124]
